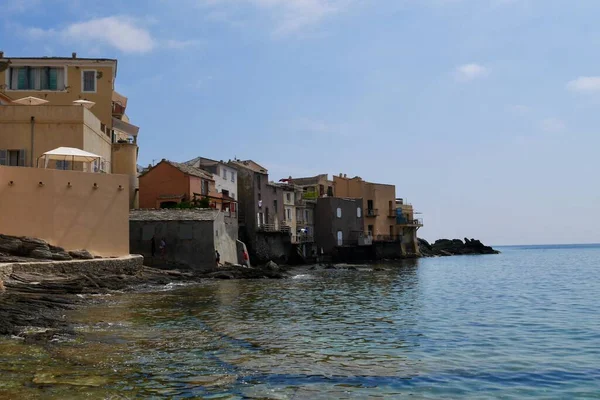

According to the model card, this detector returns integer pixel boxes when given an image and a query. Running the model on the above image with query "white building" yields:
[184,157,238,200]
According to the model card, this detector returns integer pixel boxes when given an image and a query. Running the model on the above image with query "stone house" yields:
[314,197,368,255]
[129,209,240,272]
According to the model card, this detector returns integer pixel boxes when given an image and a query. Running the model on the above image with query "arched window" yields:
[337,231,343,246]
[357,207,361,218]
[336,207,342,218]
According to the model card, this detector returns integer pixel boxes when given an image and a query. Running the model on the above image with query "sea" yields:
[1,244,599,399]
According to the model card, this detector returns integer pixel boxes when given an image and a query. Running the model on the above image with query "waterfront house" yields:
[333,174,398,242]
[0,52,141,208]
[314,197,368,255]
[183,157,238,214]
[138,159,216,209]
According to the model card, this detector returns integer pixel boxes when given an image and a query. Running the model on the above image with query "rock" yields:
[418,237,499,257]
[52,252,73,261]
[373,267,385,272]
[264,261,280,271]
[324,264,337,270]
[0,280,4,292]
[69,250,94,260]
[30,248,54,260]
[49,244,66,253]
[0,237,22,254]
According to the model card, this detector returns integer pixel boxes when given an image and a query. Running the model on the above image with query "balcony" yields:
[365,208,379,217]
[257,223,291,233]
[387,209,397,218]
[292,234,314,244]
[397,218,423,227]
[302,191,318,200]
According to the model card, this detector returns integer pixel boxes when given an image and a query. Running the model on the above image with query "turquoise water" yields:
[2,245,600,398]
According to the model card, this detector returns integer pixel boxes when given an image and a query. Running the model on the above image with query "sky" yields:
[2,0,600,245]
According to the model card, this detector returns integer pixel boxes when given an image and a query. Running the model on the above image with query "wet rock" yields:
[69,249,94,260]
[418,237,499,257]
[264,261,280,271]
[324,264,337,270]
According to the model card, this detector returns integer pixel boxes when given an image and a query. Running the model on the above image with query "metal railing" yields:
[365,208,379,217]
[387,209,397,218]
[292,234,314,244]
[257,223,291,233]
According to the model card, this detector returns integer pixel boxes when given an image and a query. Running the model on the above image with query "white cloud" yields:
[197,0,354,35]
[454,63,489,82]
[24,16,198,54]
[566,76,600,93]
[540,118,566,133]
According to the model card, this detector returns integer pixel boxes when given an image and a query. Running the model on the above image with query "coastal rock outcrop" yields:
[419,238,499,257]
[0,234,98,262]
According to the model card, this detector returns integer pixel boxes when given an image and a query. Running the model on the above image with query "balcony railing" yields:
[302,191,318,200]
[398,218,423,227]
[292,234,314,244]
[387,209,397,218]
[365,208,379,217]
[258,223,291,233]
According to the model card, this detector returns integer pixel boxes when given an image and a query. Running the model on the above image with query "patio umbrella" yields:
[13,96,49,105]
[72,99,96,109]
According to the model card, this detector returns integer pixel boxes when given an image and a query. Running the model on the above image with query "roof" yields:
[139,160,214,180]
[185,156,237,170]
[290,174,329,186]
[3,56,117,62]
[230,159,268,174]
[130,209,220,222]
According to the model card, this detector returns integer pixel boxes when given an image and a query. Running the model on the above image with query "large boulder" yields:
[0,237,22,254]
[264,261,280,272]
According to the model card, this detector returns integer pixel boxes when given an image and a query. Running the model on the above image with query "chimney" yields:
[0,51,4,58]
[72,52,77,59]
[339,173,343,177]
[344,174,347,178]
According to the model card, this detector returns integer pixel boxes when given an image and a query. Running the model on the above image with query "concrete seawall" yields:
[0,255,144,282]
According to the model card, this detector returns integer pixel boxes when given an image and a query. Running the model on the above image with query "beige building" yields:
[0,165,129,257]
[333,174,397,241]
[0,53,140,208]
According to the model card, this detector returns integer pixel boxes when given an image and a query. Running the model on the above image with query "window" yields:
[82,70,96,92]
[223,168,227,179]
[287,209,292,221]
[336,207,342,218]
[0,150,25,166]
[327,186,333,197]
[286,193,291,202]
[305,209,309,222]
[337,231,343,246]
[222,189,229,198]
[8,67,65,91]
[357,207,362,218]
[231,172,235,183]
[201,180,209,195]
[274,199,278,212]
[257,175,261,187]
[56,160,70,170]
[367,200,374,210]
[368,225,374,236]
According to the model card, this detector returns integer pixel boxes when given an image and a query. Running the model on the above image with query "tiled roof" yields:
[139,160,214,180]
[230,160,268,174]
[130,209,220,221]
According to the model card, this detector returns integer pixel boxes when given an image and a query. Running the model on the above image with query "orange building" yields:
[138,160,216,209]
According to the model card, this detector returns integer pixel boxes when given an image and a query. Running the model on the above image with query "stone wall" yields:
[129,209,241,272]
[254,232,291,264]
[0,255,143,282]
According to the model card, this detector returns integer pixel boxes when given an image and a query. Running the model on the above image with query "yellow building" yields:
[333,174,397,240]
[0,52,140,207]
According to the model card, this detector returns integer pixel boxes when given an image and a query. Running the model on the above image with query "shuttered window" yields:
[9,67,65,90]
[82,70,96,92]
[0,149,26,166]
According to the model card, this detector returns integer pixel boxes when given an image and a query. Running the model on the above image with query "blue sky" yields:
[3,0,600,245]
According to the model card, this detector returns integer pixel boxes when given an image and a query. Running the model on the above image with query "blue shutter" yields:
[17,68,27,89]
[0,150,6,166]
[48,68,57,90]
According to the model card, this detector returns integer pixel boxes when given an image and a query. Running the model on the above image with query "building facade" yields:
[315,197,366,254]
[396,198,423,255]
[184,157,238,212]
[333,174,398,241]
[138,160,215,209]
[0,53,141,208]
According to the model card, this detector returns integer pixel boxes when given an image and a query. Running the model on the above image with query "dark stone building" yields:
[315,197,368,255]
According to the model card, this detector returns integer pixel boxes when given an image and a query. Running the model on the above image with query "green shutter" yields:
[48,68,57,90]
[17,68,27,89]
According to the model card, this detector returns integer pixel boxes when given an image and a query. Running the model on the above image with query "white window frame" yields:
[6,66,68,92]
[82,69,97,93]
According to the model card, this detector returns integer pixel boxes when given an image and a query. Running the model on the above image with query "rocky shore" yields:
[418,238,500,257]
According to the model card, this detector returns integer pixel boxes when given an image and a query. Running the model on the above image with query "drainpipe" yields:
[30,116,35,167]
